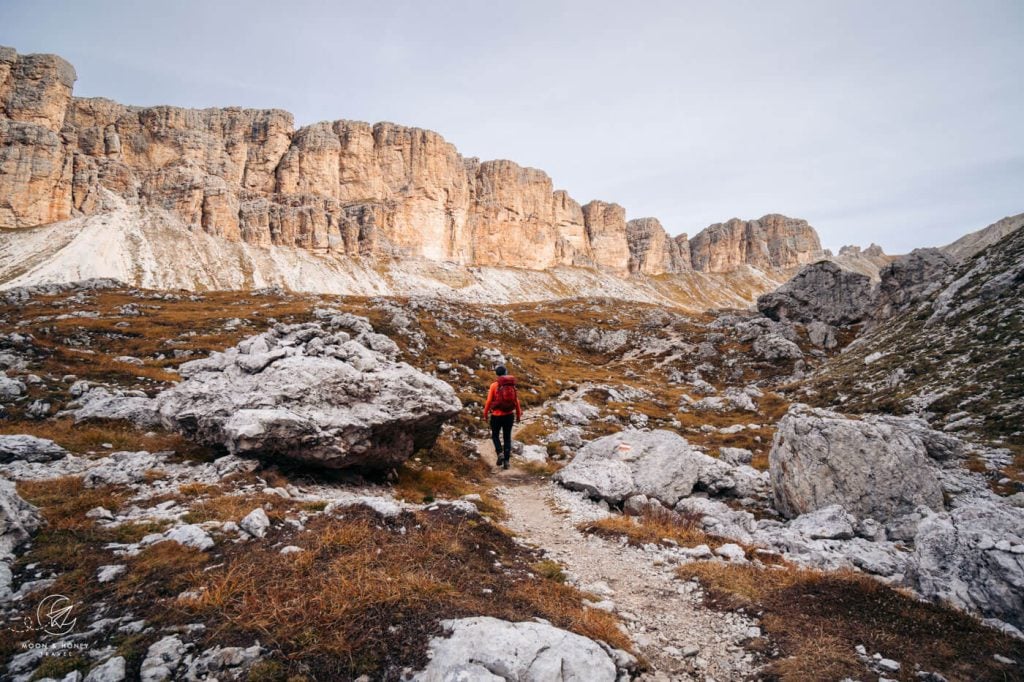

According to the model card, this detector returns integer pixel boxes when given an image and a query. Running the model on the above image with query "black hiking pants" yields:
[490,413,515,462]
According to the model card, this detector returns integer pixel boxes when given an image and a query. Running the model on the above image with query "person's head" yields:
[495,365,507,376]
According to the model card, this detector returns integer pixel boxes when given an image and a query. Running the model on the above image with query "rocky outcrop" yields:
[872,248,955,319]
[1,46,825,285]
[155,315,461,470]
[0,476,41,601]
[581,201,631,272]
[769,405,955,522]
[831,243,892,280]
[414,617,636,681]
[757,260,874,325]
[805,225,1024,443]
[688,214,824,273]
[909,498,1024,629]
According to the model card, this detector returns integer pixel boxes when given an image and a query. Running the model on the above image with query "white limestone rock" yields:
[770,405,949,522]
[155,321,461,471]
[0,435,68,463]
[909,497,1024,629]
[413,616,635,681]
[555,430,719,506]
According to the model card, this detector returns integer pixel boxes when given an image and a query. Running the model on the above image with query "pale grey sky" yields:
[2,0,1021,253]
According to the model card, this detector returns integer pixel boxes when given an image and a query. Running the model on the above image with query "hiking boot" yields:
[502,456,510,469]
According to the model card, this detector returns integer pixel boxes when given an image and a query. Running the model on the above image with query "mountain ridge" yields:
[0,46,824,294]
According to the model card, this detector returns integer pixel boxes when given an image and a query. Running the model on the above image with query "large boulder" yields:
[0,435,68,463]
[758,260,873,326]
[909,498,1024,629]
[412,617,635,681]
[69,387,161,429]
[554,430,727,506]
[769,405,948,522]
[155,319,461,470]
[752,333,802,361]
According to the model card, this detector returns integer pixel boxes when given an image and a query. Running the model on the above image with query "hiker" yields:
[483,365,522,469]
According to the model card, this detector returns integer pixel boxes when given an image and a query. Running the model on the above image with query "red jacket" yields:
[483,376,522,419]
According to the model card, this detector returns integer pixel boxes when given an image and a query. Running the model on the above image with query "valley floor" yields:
[0,282,1021,681]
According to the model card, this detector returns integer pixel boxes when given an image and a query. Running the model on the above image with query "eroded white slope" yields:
[0,203,787,309]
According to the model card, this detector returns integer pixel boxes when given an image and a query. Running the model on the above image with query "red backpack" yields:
[493,376,518,412]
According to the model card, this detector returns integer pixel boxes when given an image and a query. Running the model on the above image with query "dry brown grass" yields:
[181,492,290,524]
[393,435,505,517]
[581,508,735,552]
[1,288,327,391]
[512,419,552,445]
[17,476,126,532]
[181,507,630,678]
[0,418,216,461]
[678,562,1024,681]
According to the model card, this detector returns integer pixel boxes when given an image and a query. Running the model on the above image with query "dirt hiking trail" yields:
[474,414,761,681]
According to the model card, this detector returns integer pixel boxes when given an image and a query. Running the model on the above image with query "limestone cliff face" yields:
[626,218,690,275]
[0,48,76,227]
[689,215,824,273]
[0,46,825,277]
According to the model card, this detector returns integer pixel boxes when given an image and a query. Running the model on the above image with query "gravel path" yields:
[476,418,762,681]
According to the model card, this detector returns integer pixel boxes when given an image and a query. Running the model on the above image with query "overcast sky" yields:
[2,0,1021,252]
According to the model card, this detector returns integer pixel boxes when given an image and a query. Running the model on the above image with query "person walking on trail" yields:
[483,365,522,469]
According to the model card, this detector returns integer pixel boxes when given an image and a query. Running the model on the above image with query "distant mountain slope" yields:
[941,213,1024,261]
[805,225,1024,445]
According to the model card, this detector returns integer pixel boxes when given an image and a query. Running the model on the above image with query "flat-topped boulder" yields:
[155,316,461,470]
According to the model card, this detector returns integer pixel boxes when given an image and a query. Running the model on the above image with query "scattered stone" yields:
[0,477,41,600]
[83,656,126,682]
[788,505,856,540]
[183,642,263,678]
[552,400,601,426]
[877,658,901,673]
[714,543,747,562]
[0,375,26,401]
[25,399,51,419]
[554,430,734,506]
[239,508,271,538]
[145,524,214,551]
[70,387,161,429]
[96,565,127,583]
[140,635,187,682]
[909,498,1024,628]
[753,333,803,361]
[718,447,753,466]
